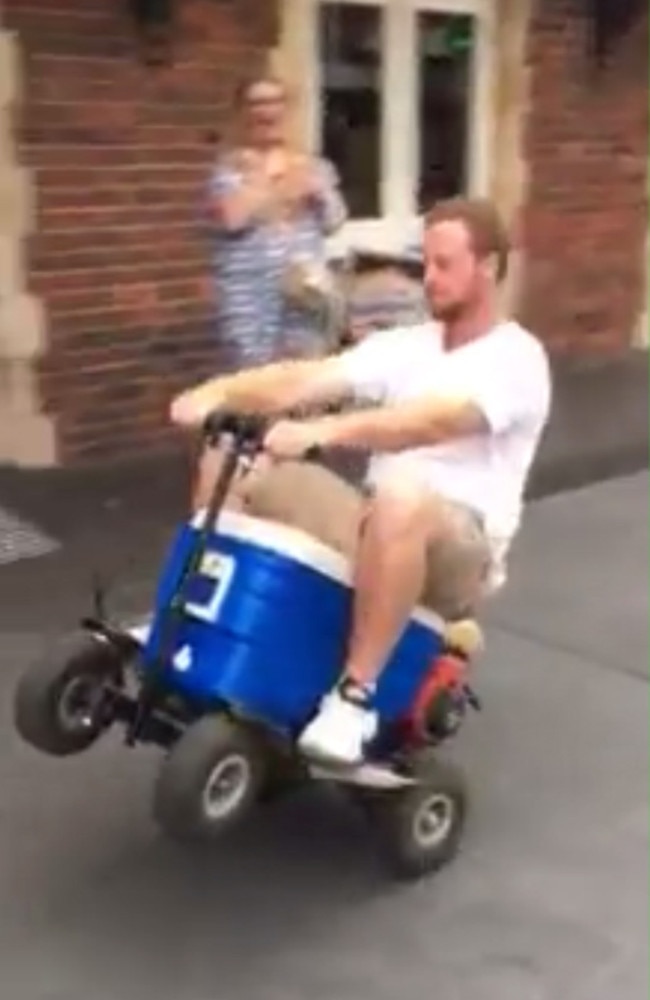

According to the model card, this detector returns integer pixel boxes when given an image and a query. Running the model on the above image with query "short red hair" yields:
[425,197,511,284]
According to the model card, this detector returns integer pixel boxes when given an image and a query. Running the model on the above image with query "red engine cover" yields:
[402,652,468,742]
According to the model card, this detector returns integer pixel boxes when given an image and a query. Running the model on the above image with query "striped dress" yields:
[209,155,347,373]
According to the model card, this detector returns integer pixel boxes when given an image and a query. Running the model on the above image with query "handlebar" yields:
[202,410,267,447]
[202,409,324,463]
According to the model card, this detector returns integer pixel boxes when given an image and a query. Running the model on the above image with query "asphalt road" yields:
[0,474,647,1000]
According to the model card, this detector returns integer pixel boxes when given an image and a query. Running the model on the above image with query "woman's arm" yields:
[309,159,348,235]
[209,154,274,233]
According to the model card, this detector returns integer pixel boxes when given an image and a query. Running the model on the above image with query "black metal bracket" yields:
[128,0,174,29]
[589,0,644,68]
[125,434,244,745]
[126,0,175,65]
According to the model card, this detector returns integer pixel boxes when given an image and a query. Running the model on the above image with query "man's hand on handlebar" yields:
[263,419,324,461]
[198,409,325,461]
[170,383,326,461]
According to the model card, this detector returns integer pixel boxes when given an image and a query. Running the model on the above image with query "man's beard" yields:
[429,298,466,323]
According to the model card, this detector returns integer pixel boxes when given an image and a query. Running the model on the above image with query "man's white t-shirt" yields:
[336,321,552,580]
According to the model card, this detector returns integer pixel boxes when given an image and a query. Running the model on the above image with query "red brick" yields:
[111,282,159,311]
[5,1,107,14]
[38,184,136,210]
[22,144,141,169]
[158,278,211,304]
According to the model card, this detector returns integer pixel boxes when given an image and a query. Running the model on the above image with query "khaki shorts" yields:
[230,459,491,620]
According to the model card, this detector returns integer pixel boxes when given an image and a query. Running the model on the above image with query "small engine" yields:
[405,646,482,746]
[421,685,468,741]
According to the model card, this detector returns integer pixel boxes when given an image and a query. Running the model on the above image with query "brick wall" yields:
[520,3,648,354]
[4,0,278,464]
[3,0,648,466]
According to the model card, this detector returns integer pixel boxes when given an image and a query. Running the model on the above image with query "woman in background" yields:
[208,73,347,372]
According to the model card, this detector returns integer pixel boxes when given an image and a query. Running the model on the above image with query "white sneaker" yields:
[298,688,378,766]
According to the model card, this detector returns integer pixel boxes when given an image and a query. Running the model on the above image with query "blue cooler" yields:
[143,511,445,735]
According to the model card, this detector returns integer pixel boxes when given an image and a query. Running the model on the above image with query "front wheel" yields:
[13,633,122,756]
[368,752,467,880]
[153,714,267,843]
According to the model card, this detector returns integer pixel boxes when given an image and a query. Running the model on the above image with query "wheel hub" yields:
[412,792,455,849]
[57,676,102,733]
[202,754,251,821]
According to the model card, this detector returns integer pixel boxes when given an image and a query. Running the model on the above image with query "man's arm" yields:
[320,395,487,451]
[264,395,488,458]
[170,356,350,430]
[264,334,551,457]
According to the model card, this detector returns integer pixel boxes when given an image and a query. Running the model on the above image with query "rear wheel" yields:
[367,751,467,880]
[13,633,122,756]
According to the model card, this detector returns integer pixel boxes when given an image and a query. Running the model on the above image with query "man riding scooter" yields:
[171,196,552,767]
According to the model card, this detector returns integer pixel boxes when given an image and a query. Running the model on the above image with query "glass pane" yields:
[417,12,474,212]
[318,3,383,218]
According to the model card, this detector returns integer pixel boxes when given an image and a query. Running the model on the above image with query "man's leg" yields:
[209,456,488,764]
[343,482,437,688]
[299,483,490,764]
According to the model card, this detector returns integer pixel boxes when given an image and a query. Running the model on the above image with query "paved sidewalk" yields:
[0,474,646,1000]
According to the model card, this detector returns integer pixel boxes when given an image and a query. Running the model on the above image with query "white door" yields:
[296,0,495,250]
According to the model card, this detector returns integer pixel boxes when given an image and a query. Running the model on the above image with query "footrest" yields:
[309,760,415,789]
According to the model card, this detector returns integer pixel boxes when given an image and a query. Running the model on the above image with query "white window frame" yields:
[293,0,495,251]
